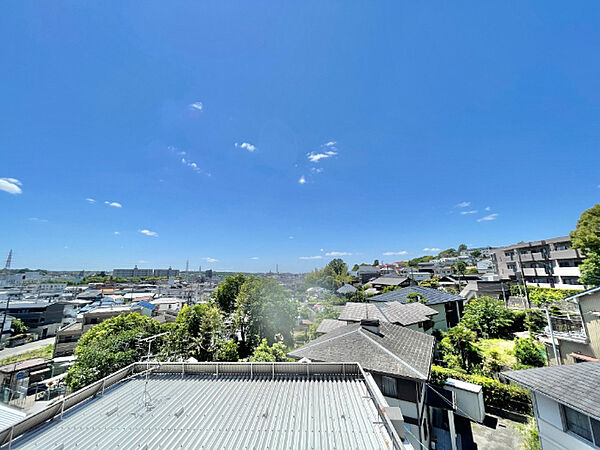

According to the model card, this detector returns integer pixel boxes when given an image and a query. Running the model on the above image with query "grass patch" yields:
[0,344,54,366]
[476,339,518,368]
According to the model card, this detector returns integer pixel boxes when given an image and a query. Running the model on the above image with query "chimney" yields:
[360,318,380,334]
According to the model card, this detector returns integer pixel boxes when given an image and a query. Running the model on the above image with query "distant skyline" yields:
[1,2,599,272]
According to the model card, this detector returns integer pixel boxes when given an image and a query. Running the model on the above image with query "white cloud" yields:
[139,229,158,237]
[85,198,96,204]
[299,255,323,260]
[298,176,306,184]
[323,141,337,147]
[477,213,499,222]
[456,201,471,208]
[202,257,218,263]
[460,210,478,215]
[423,247,441,252]
[310,167,323,174]
[0,178,22,195]
[250,256,259,260]
[485,206,491,211]
[188,102,203,111]
[320,248,324,252]
[28,217,48,223]
[326,251,353,256]
[104,201,122,208]
[289,236,295,239]
[382,251,408,256]
[180,157,203,174]
[307,151,337,163]
[114,231,120,235]
[235,142,257,152]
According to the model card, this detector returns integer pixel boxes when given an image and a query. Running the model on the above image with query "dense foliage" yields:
[514,338,546,368]
[213,273,247,314]
[65,313,161,391]
[248,338,292,362]
[571,204,600,286]
[461,296,514,338]
[304,258,350,290]
[438,324,481,371]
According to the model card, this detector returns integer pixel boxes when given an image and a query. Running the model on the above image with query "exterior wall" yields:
[533,392,595,450]
[554,292,600,364]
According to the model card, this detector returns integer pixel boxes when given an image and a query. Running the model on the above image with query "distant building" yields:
[354,265,381,284]
[0,302,66,339]
[112,266,179,278]
[369,276,413,291]
[492,236,586,289]
[504,361,600,450]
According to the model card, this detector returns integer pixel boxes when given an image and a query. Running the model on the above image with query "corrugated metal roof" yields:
[0,405,25,432]
[8,371,397,449]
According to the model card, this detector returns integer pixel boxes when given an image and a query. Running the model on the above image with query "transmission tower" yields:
[4,250,12,269]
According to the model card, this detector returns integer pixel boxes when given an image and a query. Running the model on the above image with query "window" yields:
[562,404,600,445]
[381,376,397,397]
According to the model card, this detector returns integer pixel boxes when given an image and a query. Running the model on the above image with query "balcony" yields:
[550,249,583,260]
[553,266,581,277]
[551,316,587,343]
[523,268,548,277]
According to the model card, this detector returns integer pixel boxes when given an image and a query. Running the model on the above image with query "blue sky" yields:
[1,2,599,272]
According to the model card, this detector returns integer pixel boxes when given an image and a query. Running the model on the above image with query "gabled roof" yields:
[336,284,357,294]
[289,322,435,381]
[564,285,600,301]
[371,277,409,286]
[316,318,347,334]
[503,362,600,420]
[339,301,438,326]
[369,286,465,305]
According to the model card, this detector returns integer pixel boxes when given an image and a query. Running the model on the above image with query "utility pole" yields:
[545,307,561,366]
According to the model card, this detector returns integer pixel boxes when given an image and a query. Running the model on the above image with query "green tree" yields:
[65,313,160,391]
[519,416,541,450]
[514,338,546,368]
[570,204,600,253]
[439,324,481,371]
[406,292,426,303]
[249,338,292,362]
[579,251,600,286]
[234,277,297,354]
[304,259,349,290]
[213,273,247,314]
[164,303,224,361]
[214,339,239,362]
[458,244,468,253]
[438,248,458,258]
[419,276,440,289]
[373,259,380,266]
[10,318,27,335]
[461,296,514,338]
[471,250,482,259]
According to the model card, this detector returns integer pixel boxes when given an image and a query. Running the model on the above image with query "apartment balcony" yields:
[551,316,588,343]
[553,266,581,277]
[522,268,548,277]
[550,248,583,260]
[518,252,546,263]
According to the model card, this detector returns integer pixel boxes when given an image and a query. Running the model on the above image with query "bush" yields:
[461,296,514,338]
[430,365,532,414]
[514,338,546,368]
[519,416,541,450]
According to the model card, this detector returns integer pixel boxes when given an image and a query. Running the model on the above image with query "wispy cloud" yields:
[28,217,48,223]
[485,206,491,211]
[299,255,323,260]
[326,251,352,256]
[114,231,120,235]
[250,256,259,260]
[456,201,471,208]
[0,178,22,195]
[460,210,478,215]
[307,151,337,163]
[289,236,295,239]
[298,176,306,184]
[188,102,203,111]
[423,247,441,252]
[235,142,257,152]
[104,201,122,208]
[202,257,218,263]
[477,213,499,222]
[383,251,408,256]
[139,229,158,237]
[310,167,323,174]
[85,198,96,204]
[323,141,337,148]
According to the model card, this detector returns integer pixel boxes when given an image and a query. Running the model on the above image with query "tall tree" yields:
[570,204,600,253]
[373,259,380,266]
[579,252,600,286]
[457,244,468,253]
[213,273,247,314]
[461,296,514,338]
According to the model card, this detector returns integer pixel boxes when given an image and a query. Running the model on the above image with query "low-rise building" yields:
[0,302,65,339]
[492,236,586,290]
[504,361,600,450]
[339,302,438,332]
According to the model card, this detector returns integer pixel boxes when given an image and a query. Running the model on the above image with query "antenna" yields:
[137,332,169,409]
[4,250,12,269]
[185,260,189,273]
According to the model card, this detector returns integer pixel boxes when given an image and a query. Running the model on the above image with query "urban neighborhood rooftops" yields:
[503,361,600,420]
[339,301,438,326]
[336,283,357,295]
[0,362,408,449]
[370,286,465,305]
[315,318,347,334]
[289,322,435,381]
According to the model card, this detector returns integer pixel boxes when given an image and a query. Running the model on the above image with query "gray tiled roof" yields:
[503,362,600,419]
[336,284,358,294]
[339,301,438,326]
[289,322,435,381]
[369,286,465,305]
[371,277,409,286]
[316,318,347,334]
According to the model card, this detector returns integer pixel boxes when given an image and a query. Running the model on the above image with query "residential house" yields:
[540,286,600,365]
[0,358,51,408]
[370,276,413,291]
[339,302,438,333]
[315,318,347,335]
[369,286,466,331]
[0,362,413,450]
[492,236,586,289]
[504,362,600,449]
[355,265,381,284]
[0,302,66,339]
[459,280,510,302]
[335,284,357,296]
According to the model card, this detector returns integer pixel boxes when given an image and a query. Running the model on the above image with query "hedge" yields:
[431,365,532,414]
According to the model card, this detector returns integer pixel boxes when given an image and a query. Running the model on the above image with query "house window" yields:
[381,376,397,397]
[562,404,600,445]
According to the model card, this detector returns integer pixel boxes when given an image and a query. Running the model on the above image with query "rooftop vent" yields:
[360,319,380,334]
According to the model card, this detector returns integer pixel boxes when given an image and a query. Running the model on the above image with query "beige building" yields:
[543,286,600,365]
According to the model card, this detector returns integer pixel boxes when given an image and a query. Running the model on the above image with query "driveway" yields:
[472,415,524,450]
[0,337,55,360]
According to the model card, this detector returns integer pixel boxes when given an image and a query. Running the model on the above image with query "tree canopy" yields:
[571,204,600,253]
[461,296,513,338]
[213,273,247,314]
[304,258,349,290]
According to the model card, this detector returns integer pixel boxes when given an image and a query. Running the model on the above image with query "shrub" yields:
[430,365,532,414]
[519,416,541,450]
[514,338,546,367]
[461,296,514,338]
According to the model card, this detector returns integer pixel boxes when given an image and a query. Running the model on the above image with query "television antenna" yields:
[137,332,169,409]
